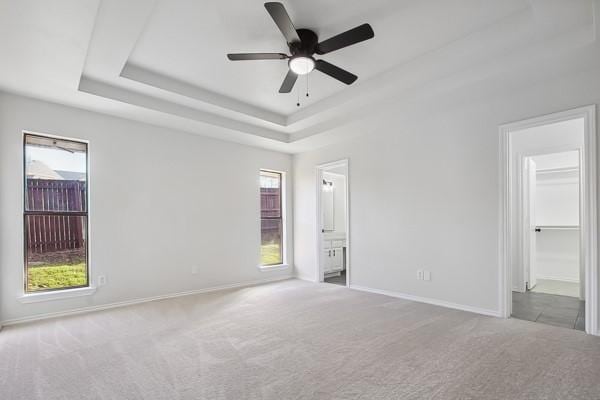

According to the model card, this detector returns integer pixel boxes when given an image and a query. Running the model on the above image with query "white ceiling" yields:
[0,0,599,153]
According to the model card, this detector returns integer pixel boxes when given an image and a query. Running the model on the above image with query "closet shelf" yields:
[535,225,580,231]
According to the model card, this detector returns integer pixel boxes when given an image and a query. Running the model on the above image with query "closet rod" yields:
[535,225,580,231]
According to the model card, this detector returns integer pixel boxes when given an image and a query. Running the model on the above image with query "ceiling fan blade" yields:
[315,60,357,85]
[227,53,288,61]
[264,2,301,44]
[316,23,374,55]
[279,70,297,93]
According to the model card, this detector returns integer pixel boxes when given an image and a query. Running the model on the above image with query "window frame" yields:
[23,132,90,293]
[259,169,287,268]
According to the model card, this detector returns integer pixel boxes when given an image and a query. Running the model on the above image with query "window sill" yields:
[258,264,289,272]
[18,286,96,304]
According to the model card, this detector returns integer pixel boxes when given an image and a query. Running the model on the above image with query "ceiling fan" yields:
[227,2,374,93]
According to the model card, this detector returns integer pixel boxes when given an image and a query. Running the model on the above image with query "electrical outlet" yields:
[97,275,106,286]
[417,270,424,280]
[423,270,431,281]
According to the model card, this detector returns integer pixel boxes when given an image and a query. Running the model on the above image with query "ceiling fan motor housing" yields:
[288,29,318,75]
[289,29,319,56]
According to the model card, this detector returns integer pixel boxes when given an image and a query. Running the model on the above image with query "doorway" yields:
[316,160,349,286]
[514,150,584,330]
[499,106,598,335]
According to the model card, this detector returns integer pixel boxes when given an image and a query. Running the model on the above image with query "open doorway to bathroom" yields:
[500,106,597,334]
[317,160,349,286]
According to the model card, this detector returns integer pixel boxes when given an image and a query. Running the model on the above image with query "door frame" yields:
[316,159,350,286]
[499,105,598,335]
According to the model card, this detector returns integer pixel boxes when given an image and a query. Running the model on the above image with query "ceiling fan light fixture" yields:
[289,56,315,75]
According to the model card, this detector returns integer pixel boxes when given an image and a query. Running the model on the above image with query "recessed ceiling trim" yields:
[107,2,574,135]
[112,5,540,136]
[83,0,158,79]
[80,17,597,147]
[120,62,288,127]
[79,77,289,143]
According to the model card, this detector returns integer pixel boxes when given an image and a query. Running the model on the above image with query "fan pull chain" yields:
[306,74,309,98]
[296,74,311,107]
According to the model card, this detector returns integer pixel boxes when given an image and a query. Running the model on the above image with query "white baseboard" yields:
[349,284,501,318]
[0,276,291,326]
[294,273,316,282]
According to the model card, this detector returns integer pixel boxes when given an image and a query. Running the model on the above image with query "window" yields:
[24,134,88,292]
[260,170,284,266]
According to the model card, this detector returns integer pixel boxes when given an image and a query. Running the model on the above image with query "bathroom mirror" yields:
[322,179,334,231]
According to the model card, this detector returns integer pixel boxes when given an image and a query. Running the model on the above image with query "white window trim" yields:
[258,169,288,270]
[18,286,96,304]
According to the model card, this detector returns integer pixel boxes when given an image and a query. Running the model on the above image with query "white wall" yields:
[293,65,600,316]
[0,93,293,323]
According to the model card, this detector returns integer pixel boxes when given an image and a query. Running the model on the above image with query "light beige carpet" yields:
[1,279,600,399]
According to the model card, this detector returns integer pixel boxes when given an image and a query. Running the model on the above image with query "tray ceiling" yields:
[0,0,597,152]
[126,0,530,116]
